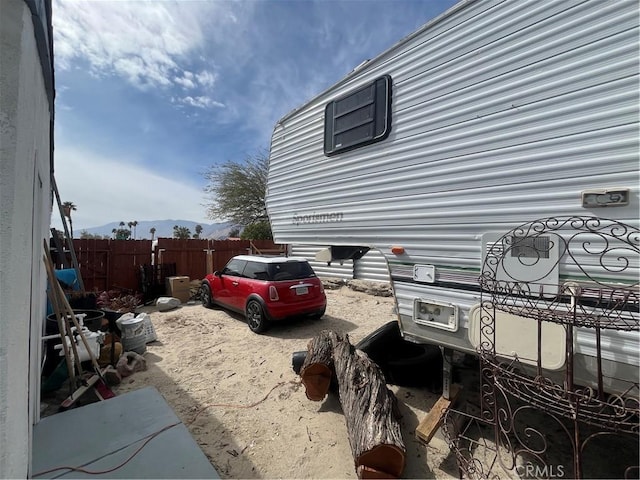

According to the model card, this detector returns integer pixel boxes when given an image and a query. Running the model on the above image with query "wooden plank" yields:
[60,374,101,409]
[74,239,110,292]
[110,240,152,291]
[415,384,461,445]
[156,238,210,279]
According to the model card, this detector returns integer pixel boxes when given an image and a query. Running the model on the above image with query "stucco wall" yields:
[0,0,53,477]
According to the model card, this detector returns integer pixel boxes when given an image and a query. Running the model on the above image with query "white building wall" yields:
[0,0,53,477]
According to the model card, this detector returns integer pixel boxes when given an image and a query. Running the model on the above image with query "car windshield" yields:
[267,261,316,281]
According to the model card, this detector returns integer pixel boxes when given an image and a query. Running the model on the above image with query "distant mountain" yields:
[79,220,235,240]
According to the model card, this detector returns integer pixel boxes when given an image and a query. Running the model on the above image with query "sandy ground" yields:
[40,285,638,478]
[112,286,460,479]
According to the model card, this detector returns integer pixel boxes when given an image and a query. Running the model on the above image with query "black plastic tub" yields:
[292,322,443,390]
[355,321,442,388]
[46,309,105,334]
[43,309,106,379]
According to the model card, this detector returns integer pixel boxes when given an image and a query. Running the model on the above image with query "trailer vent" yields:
[324,75,392,156]
[511,235,550,259]
[482,232,560,295]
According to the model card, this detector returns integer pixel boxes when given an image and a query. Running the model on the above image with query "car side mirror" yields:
[214,271,222,277]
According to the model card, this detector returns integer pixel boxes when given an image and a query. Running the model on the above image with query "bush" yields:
[240,221,272,240]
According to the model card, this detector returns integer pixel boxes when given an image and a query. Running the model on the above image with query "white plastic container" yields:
[118,315,146,354]
[135,312,157,343]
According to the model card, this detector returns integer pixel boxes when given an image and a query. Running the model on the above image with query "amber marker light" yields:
[391,246,405,255]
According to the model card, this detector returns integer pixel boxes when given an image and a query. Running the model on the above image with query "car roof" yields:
[231,255,307,264]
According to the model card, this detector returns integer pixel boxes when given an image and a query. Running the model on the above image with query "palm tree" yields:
[173,225,191,239]
[150,227,156,241]
[132,220,138,239]
[194,224,203,239]
[114,221,131,240]
[62,201,77,238]
[112,228,117,239]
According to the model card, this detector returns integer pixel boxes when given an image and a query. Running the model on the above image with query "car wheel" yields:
[200,283,213,308]
[246,299,267,333]
[310,307,326,320]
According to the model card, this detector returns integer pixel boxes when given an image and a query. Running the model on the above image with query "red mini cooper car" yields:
[200,255,327,333]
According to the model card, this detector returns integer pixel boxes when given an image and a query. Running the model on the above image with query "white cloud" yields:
[51,145,214,230]
[52,1,216,90]
[196,70,217,88]
[175,71,196,89]
[180,96,225,109]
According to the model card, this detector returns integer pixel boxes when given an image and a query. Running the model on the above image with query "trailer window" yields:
[324,75,392,156]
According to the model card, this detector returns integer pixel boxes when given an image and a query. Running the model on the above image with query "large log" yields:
[300,330,342,401]
[333,336,406,479]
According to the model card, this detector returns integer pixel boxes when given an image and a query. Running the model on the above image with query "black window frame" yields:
[324,74,392,156]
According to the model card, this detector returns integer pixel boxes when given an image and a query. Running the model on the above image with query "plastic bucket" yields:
[119,316,146,354]
[122,335,147,355]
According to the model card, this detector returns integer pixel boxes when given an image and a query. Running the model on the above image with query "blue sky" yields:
[51,0,458,233]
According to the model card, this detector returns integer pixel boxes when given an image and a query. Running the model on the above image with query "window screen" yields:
[324,75,392,155]
[510,236,551,259]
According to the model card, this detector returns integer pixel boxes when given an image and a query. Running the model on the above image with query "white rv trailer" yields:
[266,0,639,395]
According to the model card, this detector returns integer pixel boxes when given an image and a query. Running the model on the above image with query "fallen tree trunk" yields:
[333,335,406,479]
[300,330,342,401]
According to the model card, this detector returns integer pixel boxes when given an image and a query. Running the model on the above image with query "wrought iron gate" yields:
[443,216,639,479]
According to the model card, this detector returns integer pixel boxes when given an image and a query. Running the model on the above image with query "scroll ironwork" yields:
[444,216,639,478]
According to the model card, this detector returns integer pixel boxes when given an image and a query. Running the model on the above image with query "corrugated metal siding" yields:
[354,249,390,283]
[290,245,391,283]
[267,0,639,287]
[289,245,353,280]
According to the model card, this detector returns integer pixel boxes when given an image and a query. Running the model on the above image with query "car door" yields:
[233,261,266,309]
[215,258,246,310]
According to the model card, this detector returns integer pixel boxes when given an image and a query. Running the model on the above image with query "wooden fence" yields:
[59,238,287,294]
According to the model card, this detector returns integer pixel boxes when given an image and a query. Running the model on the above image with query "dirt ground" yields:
[111,285,461,479]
